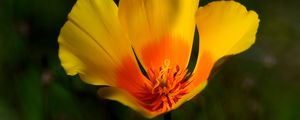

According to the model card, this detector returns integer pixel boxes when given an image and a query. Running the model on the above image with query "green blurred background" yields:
[1,0,300,120]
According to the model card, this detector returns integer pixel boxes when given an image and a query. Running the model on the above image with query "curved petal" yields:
[185,1,260,101]
[59,23,116,85]
[98,87,142,114]
[119,0,199,68]
[196,1,260,61]
[175,80,207,108]
[58,0,132,85]
[184,51,214,100]
[98,87,158,118]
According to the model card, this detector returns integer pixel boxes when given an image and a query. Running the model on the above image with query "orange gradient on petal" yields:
[140,37,191,70]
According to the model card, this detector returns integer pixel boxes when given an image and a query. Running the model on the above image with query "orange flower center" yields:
[116,38,194,113]
[145,59,189,112]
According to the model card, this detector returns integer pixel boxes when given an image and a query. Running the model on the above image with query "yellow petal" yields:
[196,1,260,61]
[59,23,114,85]
[58,0,131,85]
[119,0,199,56]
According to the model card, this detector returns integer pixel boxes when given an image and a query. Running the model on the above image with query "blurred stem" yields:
[164,112,171,120]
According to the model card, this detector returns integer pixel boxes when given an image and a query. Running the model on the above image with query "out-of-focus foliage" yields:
[0,0,300,120]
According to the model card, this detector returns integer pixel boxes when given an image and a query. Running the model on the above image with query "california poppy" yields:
[58,0,259,118]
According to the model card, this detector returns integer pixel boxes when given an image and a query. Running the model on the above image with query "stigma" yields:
[145,59,190,112]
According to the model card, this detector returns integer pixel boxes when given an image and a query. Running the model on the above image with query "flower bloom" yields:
[58,0,259,118]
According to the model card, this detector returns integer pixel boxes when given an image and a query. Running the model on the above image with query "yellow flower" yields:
[58,0,259,118]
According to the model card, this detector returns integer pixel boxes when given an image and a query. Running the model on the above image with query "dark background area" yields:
[1,0,300,120]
